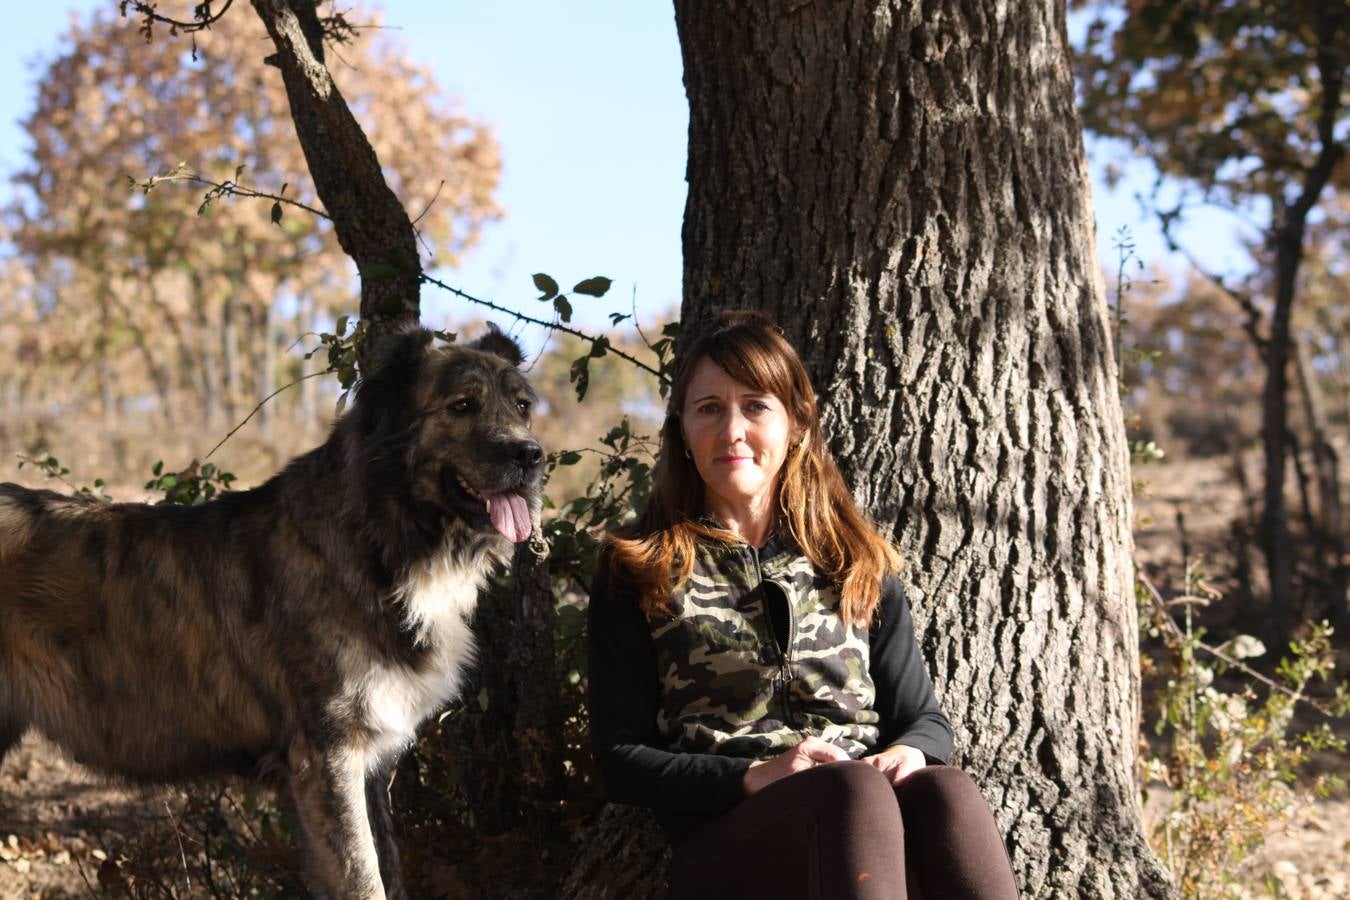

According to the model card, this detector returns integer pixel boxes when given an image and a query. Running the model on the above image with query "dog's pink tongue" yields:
[487,492,531,543]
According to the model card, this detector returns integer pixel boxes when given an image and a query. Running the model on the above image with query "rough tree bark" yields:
[569,1,1172,897]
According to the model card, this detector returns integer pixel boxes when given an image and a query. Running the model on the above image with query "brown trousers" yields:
[668,761,1019,900]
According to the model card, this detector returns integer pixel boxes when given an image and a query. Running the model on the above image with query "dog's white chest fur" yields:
[348,546,494,769]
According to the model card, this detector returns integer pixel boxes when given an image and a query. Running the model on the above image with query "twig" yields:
[1146,196,1269,359]
[164,797,193,896]
[419,273,667,382]
[121,0,236,31]
[72,850,100,899]
[219,789,265,845]
[411,179,445,227]
[630,282,657,355]
[1137,569,1338,716]
[409,181,444,260]
[14,453,88,496]
[204,370,330,461]
[133,170,332,222]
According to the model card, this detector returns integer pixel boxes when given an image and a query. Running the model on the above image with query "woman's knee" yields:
[795,760,900,826]
[896,766,992,821]
[808,759,894,794]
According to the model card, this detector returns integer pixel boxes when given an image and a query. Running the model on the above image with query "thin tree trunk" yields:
[1289,430,1318,600]
[1262,227,1297,639]
[142,277,199,425]
[568,1,1169,896]
[510,543,565,813]
[249,296,275,437]
[190,271,221,430]
[298,294,320,434]
[1259,21,1344,638]
[221,281,240,425]
[249,0,422,356]
[1294,334,1347,612]
[106,289,174,425]
[97,302,116,430]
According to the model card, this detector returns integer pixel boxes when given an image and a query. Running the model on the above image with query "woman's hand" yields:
[863,743,927,785]
[742,736,849,795]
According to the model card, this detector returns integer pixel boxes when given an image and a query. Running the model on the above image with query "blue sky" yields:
[0,1,1252,348]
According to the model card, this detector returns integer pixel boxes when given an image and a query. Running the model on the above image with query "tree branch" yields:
[419,274,667,382]
[131,168,332,222]
[1150,200,1269,360]
[1282,9,1345,232]
[121,0,237,33]
[203,370,329,461]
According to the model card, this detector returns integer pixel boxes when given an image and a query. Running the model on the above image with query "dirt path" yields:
[0,734,186,899]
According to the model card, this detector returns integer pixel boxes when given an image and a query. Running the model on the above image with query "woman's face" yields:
[679,356,796,527]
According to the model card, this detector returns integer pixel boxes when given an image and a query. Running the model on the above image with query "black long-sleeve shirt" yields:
[587,563,953,842]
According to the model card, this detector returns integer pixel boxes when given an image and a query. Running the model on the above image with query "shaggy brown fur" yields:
[0,325,544,899]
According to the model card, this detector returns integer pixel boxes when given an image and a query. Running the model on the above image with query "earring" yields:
[684,447,693,459]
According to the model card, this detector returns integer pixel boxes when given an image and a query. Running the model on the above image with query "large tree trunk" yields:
[568,2,1171,897]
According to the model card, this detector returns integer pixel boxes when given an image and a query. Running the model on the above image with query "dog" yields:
[0,324,544,899]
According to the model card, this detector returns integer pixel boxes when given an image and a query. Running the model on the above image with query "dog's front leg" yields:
[366,763,409,900]
[288,738,385,900]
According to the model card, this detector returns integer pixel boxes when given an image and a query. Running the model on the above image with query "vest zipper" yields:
[751,543,795,726]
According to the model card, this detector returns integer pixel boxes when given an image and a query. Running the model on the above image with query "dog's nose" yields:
[513,440,544,471]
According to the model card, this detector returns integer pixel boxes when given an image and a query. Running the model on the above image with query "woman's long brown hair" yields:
[607,310,902,627]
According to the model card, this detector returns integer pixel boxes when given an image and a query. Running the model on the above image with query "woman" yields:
[588,311,1019,899]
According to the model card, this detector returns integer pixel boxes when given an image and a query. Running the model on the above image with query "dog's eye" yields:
[516,398,532,416]
[449,398,474,415]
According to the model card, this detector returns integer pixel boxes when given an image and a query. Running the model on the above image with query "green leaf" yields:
[532,272,559,299]
[558,451,582,466]
[569,355,590,402]
[589,335,610,358]
[572,276,612,297]
[554,295,573,323]
[270,201,283,225]
[335,315,349,336]
[234,164,245,181]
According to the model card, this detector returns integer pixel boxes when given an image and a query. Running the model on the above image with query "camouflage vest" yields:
[649,533,880,759]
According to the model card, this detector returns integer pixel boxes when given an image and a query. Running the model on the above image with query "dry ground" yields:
[1,734,167,899]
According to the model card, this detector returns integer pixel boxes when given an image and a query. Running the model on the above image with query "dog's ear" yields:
[467,323,523,367]
[364,325,434,379]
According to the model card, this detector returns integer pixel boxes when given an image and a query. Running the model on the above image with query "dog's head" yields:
[355,324,544,544]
